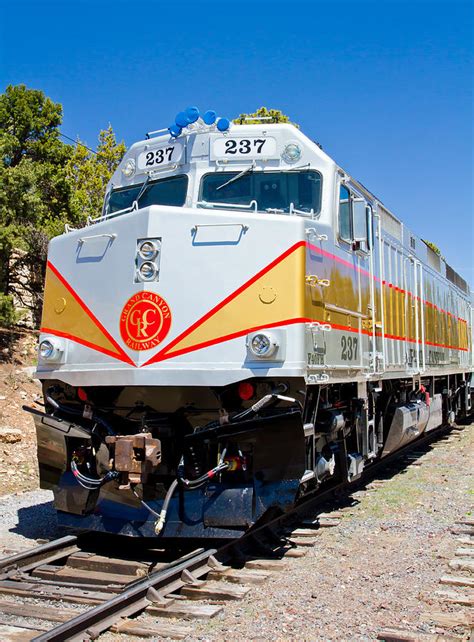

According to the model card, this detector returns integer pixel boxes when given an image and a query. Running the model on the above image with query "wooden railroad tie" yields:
[111,617,192,639]
[179,581,250,601]
[66,551,152,576]
[434,589,474,607]
[31,564,132,587]
[426,609,474,629]
[377,628,461,641]
[439,575,474,589]
[146,601,223,620]
[448,558,474,573]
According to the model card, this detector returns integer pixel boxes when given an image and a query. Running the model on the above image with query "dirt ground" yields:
[0,329,42,496]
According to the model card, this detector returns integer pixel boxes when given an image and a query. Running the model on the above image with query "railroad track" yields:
[377,511,474,641]
[0,422,469,641]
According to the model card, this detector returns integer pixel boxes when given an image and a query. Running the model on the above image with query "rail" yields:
[32,548,218,641]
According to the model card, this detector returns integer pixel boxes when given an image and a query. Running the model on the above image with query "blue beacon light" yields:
[175,111,190,128]
[169,107,228,137]
[169,124,182,138]
[203,110,217,125]
[185,106,200,123]
[216,117,230,132]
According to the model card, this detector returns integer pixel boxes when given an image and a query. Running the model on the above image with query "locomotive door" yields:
[381,238,409,370]
[405,256,426,373]
[324,183,373,371]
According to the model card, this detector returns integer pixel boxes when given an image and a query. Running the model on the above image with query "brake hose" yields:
[151,453,229,535]
[46,391,115,436]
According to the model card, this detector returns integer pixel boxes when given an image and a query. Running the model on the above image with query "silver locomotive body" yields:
[32,117,473,538]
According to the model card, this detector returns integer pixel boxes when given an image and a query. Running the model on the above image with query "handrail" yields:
[374,210,386,372]
[289,203,314,218]
[78,233,116,244]
[196,199,258,213]
[87,203,137,225]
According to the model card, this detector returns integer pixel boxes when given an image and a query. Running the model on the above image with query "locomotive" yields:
[30,107,473,539]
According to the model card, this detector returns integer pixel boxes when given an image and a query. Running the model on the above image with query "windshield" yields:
[200,170,322,214]
[107,175,188,214]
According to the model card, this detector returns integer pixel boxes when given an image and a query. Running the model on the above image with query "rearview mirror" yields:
[353,198,368,242]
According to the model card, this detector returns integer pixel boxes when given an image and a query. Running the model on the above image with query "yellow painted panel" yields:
[166,245,306,354]
[41,265,122,356]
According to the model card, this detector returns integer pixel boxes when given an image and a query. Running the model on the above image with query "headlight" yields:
[39,340,54,359]
[38,338,65,362]
[139,261,157,281]
[121,158,136,178]
[138,240,159,261]
[135,237,162,283]
[248,332,279,358]
[281,143,302,164]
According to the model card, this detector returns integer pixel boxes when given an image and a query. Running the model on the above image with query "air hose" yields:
[152,454,229,535]
[46,389,115,436]
[152,479,179,535]
[71,459,119,490]
[232,393,296,422]
[195,393,297,434]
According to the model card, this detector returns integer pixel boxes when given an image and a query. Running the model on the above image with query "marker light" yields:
[216,117,231,132]
[139,261,157,281]
[121,158,136,178]
[203,110,217,125]
[185,106,200,123]
[169,124,182,138]
[238,381,255,401]
[175,111,190,128]
[138,240,159,260]
[77,387,88,402]
[249,332,279,358]
[39,340,54,360]
[281,143,302,164]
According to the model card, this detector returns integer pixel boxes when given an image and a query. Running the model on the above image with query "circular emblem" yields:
[54,297,67,314]
[259,286,277,304]
[120,292,172,351]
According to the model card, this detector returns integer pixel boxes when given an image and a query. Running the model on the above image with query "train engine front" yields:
[31,108,338,539]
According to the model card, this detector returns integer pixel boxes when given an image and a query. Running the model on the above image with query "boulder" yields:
[0,427,22,444]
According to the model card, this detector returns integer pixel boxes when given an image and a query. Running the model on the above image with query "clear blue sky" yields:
[1,0,473,285]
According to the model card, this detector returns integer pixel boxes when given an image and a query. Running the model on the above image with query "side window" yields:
[339,185,352,242]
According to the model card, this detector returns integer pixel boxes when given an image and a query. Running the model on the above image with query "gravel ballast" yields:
[0,489,56,551]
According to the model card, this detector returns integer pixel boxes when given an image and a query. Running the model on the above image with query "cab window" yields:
[200,170,322,215]
[107,175,188,214]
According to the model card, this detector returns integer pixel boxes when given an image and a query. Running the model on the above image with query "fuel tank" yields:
[382,400,429,456]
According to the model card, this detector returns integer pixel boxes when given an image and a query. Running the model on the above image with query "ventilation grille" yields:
[380,206,402,241]
[446,264,468,293]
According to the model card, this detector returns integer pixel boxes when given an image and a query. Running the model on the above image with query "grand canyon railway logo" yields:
[120,292,171,351]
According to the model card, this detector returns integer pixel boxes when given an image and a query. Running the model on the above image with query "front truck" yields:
[33,199,315,538]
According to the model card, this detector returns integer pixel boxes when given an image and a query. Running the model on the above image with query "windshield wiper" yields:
[287,163,311,172]
[132,175,151,209]
[216,161,256,191]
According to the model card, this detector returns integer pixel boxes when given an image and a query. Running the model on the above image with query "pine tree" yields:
[233,107,298,127]
[67,126,126,224]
